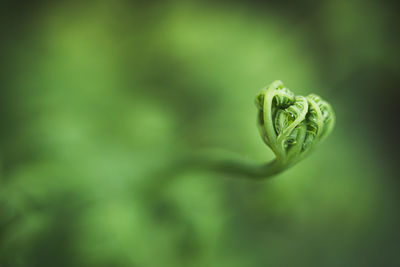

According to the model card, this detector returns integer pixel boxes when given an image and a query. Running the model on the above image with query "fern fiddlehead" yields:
[250,80,335,176]
[152,80,335,181]
[209,80,335,178]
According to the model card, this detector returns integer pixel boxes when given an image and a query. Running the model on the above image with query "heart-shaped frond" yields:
[255,81,335,165]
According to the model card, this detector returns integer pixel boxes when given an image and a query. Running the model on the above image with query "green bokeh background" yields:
[1,1,399,266]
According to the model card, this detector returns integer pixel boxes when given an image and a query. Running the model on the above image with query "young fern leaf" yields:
[254,80,335,174]
[201,80,335,179]
[160,80,335,180]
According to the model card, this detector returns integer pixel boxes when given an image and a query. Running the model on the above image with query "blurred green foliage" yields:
[1,0,399,267]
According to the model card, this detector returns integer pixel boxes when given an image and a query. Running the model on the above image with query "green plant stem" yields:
[143,152,285,199]
[210,158,286,178]
[178,150,287,179]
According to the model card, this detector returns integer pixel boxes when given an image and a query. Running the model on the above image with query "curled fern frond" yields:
[160,80,335,180]
[255,80,335,170]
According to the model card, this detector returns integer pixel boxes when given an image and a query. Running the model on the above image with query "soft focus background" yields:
[1,0,399,266]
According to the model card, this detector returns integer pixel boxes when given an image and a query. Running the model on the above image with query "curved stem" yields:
[142,152,289,204]
[176,150,287,179]
[210,158,286,179]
